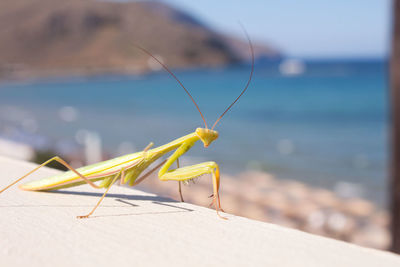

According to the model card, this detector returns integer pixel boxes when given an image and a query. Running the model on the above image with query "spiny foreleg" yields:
[159,161,225,219]
[157,138,225,219]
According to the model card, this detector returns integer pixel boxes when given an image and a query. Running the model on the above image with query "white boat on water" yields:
[279,59,306,76]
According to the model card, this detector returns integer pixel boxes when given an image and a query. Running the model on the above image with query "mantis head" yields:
[196,128,219,148]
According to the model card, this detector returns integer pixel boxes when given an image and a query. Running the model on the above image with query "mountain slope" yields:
[0,0,279,79]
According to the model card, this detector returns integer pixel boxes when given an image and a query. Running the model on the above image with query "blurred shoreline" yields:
[0,57,389,251]
[0,60,388,206]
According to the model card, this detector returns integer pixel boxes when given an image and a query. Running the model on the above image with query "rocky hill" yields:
[0,0,280,79]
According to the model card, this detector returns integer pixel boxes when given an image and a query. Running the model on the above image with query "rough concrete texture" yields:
[1,156,400,267]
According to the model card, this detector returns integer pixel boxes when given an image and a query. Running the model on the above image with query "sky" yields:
[165,0,392,59]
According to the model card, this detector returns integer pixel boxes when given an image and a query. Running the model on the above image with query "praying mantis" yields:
[0,31,254,220]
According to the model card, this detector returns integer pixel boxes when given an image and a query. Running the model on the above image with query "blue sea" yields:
[0,59,389,206]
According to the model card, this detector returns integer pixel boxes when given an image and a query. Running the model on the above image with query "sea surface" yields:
[0,59,389,206]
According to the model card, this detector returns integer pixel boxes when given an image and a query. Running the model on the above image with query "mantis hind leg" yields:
[159,161,226,219]
[0,156,101,194]
[77,168,125,219]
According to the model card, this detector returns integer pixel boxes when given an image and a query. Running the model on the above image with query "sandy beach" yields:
[0,135,390,251]
[0,135,391,251]
[136,170,390,250]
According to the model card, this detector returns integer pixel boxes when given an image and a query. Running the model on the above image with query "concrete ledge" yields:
[1,156,400,267]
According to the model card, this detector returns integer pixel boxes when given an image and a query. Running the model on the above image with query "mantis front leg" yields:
[158,140,225,219]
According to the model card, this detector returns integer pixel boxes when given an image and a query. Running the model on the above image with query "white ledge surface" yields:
[0,156,400,267]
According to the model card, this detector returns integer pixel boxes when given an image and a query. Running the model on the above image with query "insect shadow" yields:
[52,189,195,217]
[52,190,174,203]
[0,190,194,217]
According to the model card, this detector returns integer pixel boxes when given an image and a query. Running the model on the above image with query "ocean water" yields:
[0,59,389,205]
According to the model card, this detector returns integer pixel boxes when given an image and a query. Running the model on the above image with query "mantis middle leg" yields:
[177,158,184,202]
[77,168,125,219]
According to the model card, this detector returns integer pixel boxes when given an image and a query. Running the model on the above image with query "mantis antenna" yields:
[211,27,254,130]
[133,44,208,129]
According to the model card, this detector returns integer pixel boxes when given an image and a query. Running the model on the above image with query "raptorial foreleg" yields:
[157,140,226,218]
[159,161,225,219]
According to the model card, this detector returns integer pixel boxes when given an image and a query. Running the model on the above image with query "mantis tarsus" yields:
[0,30,254,220]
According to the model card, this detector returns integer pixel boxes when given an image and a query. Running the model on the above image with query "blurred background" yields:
[0,0,394,250]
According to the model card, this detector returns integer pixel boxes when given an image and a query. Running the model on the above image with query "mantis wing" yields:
[19,152,144,191]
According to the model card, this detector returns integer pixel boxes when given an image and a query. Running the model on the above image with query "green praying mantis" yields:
[0,32,254,220]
